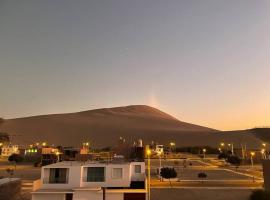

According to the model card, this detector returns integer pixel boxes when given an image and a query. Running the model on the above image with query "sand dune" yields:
[0,105,268,148]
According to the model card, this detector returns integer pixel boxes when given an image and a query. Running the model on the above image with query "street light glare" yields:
[170,142,175,146]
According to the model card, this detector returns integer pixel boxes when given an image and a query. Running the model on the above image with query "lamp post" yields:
[170,142,175,153]
[262,143,268,159]
[157,151,162,169]
[146,149,151,200]
[203,148,206,159]
[55,151,60,162]
[261,149,266,160]
[250,152,255,168]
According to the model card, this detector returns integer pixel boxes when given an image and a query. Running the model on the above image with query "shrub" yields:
[227,155,241,170]
[198,172,207,183]
[8,154,24,169]
[160,167,177,187]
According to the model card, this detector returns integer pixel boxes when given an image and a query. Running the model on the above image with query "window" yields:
[48,168,68,184]
[87,167,105,182]
[135,165,141,174]
[112,168,123,179]
[66,193,73,200]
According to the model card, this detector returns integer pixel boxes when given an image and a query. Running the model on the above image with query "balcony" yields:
[43,177,68,184]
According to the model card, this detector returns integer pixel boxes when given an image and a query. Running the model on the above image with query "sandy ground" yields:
[151,188,253,200]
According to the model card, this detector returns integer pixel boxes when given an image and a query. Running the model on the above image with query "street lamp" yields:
[220,142,225,147]
[55,151,60,162]
[0,142,3,147]
[262,143,266,147]
[203,148,206,159]
[250,152,255,168]
[42,142,47,147]
[261,149,266,159]
[170,142,176,153]
[146,149,151,200]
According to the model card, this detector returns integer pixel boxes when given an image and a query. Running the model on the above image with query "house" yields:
[32,160,147,200]
[0,144,20,157]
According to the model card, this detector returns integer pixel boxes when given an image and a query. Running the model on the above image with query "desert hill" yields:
[0,105,268,148]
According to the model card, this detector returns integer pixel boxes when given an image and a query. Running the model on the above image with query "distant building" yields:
[41,147,59,166]
[0,144,20,157]
[32,161,147,200]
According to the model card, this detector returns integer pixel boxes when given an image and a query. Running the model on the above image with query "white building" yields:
[1,144,19,157]
[32,161,147,200]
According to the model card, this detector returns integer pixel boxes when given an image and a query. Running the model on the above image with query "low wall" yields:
[0,178,21,200]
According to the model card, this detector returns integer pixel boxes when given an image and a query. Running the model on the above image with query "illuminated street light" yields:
[0,142,3,147]
[261,149,266,159]
[42,142,47,147]
[55,151,61,162]
[250,152,255,167]
[203,148,206,159]
[262,143,266,147]
[220,142,225,147]
[157,151,162,172]
[146,148,151,200]
[170,142,175,146]
[170,142,176,153]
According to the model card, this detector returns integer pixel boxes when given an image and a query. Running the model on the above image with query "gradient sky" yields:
[1,0,270,131]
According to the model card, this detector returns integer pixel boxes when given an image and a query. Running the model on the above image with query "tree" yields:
[250,190,270,200]
[8,154,24,169]
[160,167,177,187]
[198,172,207,184]
[218,152,229,160]
[227,155,241,171]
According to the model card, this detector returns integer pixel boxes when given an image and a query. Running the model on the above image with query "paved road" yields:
[148,153,264,189]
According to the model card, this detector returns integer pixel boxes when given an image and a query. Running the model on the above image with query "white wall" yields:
[130,162,145,181]
[41,165,82,189]
[81,164,131,188]
[40,162,145,190]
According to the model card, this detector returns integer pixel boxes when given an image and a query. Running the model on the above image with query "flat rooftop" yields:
[43,160,143,167]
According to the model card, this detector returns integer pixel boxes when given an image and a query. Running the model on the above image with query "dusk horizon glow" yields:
[1,0,270,131]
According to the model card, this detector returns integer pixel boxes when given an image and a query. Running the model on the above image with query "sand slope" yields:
[0,105,267,148]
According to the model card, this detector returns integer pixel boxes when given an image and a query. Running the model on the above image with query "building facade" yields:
[32,161,147,200]
[0,144,20,157]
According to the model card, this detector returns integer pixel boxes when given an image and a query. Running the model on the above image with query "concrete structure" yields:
[0,178,21,200]
[1,144,20,157]
[262,160,270,190]
[32,161,147,200]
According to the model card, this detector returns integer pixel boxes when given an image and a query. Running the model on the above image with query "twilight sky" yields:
[0,0,270,131]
